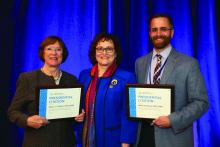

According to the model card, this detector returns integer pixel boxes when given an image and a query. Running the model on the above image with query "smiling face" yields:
[95,39,117,68]
[43,41,63,67]
[149,17,174,50]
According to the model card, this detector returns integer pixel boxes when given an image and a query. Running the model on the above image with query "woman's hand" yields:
[27,115,49,129]
[74,109,85,122]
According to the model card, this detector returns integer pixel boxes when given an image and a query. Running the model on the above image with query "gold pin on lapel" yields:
[109,79,118,88]
[111,79,118,85]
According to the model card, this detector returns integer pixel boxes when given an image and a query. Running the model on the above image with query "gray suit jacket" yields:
[135,49,209,147]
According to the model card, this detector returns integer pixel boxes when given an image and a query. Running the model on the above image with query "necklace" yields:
[41,68,62,85]
[54,71,62,85]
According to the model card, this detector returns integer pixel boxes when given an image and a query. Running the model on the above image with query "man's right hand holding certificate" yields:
[151,115,171,128]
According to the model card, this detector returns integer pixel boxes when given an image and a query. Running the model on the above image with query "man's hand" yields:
[152,116,171,128]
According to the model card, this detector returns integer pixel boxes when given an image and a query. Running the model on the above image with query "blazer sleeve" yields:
[169,60,209,133]
[8,73,29,128]
[120,73,138,143]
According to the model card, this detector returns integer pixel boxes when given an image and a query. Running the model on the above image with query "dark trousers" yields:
[138,121,155,147]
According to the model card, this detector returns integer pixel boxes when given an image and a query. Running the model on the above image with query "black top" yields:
[8,69,78,147]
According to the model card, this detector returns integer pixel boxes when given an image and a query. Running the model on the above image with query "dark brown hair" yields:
[149,14,174,28]
[89,33,122,65]
[38,36,68,63]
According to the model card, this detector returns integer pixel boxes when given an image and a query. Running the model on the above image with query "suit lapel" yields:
[160,49,178,84]
[95,76,112,144]
[139,53,152,84]
[145,53,153,83]
[96,77,112,100]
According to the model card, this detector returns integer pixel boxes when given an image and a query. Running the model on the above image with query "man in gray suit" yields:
[135,14,209,147]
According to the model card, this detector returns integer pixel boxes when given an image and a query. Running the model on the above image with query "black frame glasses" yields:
[96,47,114,53]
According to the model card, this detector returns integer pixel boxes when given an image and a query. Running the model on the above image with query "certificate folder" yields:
[126,84,174,120]
[36,85,83,120]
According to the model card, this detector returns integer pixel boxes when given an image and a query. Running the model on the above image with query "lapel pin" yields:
[109,79,118,88]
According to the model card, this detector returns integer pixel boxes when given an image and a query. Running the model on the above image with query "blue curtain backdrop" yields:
[1,0,220,146]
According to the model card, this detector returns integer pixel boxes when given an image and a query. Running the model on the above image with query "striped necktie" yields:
[153,54,162,85]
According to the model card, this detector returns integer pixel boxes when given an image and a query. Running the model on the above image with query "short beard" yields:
[151,35,171,49]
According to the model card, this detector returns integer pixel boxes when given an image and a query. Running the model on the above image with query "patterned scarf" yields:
[83,62,117,147]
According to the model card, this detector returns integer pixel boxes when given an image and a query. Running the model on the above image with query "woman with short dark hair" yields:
[8,36,84,147]
[79,33,138,147]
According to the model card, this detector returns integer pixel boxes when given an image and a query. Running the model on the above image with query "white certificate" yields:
[126,84,174,120]
[38,86,83,120]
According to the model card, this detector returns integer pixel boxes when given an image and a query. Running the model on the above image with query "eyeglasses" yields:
[96,47,114,54]
[150,27,173,33]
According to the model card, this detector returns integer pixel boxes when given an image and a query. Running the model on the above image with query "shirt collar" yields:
[153,44,172,59]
